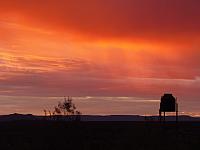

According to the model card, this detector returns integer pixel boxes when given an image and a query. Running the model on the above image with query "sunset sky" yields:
[0,0,200,115]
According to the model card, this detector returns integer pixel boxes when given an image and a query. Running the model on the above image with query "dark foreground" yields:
[0,121,199,150]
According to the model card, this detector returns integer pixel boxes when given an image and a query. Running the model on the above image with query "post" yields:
[159,110,161,122]
[164,111,165,122]
[176,98,178,123]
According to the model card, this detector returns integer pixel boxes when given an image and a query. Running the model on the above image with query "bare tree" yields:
[43,96,81,121]
[48,110,52,117]
[43,109,47,116]
[54,106,62,115]
[57,96,78,116]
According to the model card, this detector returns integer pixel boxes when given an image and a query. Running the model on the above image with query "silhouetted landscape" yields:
[0,94,199,149]
[0,115,200,150]
[1,113,200,122]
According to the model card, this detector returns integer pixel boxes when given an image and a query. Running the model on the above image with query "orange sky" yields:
[0,0,200,115]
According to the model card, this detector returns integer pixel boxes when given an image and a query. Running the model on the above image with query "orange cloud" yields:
[0,0,199,47]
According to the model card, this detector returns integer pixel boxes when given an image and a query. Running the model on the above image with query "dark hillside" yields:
[0,121,199,150]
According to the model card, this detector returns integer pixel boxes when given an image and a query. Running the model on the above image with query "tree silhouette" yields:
[43,109,47,116]
[57,96,77,115]
[54,106,62,115]
[43,96,81,121]
[52,96,81,120]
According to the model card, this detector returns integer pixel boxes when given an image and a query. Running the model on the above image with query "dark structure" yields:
[159,93,178,122]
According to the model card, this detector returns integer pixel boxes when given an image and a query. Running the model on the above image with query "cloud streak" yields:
[0,51,200,100]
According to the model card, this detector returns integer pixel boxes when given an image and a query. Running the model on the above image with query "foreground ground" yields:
[0,121,199,150]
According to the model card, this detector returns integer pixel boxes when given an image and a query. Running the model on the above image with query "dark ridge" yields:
[0,113,200,122]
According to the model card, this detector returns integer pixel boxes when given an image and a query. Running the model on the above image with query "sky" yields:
[0,0,200,115]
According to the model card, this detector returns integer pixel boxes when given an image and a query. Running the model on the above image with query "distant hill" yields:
[81,115,200,122]
[0,113,200,122]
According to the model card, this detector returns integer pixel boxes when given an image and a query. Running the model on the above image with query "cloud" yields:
[0,0,199,45]
[1,46,200,98]
[1,70,200,102]
[0,52,91,74]
[0,52,199,98]
[0,0,200,101]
